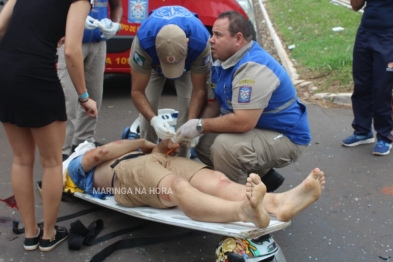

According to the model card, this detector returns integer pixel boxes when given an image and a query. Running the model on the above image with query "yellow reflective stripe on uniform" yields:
[263,96,296,114]
[95,2,107,7]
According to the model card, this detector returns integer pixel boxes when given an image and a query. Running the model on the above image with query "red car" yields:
[105,0,257,74]
[0,0,257,74]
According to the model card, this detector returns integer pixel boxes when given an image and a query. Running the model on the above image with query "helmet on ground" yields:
[215,235,278,262]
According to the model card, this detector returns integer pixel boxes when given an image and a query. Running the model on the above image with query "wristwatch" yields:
[196,118,204,133]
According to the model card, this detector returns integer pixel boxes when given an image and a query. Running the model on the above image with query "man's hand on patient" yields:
[176,119,201,141]
[150,116,176,140]
[153,139,180,155]
[184,136,200,148]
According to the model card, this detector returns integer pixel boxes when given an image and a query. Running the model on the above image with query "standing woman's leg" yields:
[2,123,38,238]
[31,121,66,240]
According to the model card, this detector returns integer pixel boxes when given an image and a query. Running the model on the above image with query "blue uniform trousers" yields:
[351,28,393,142]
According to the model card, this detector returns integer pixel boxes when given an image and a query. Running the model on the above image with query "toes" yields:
[246,191,252,200]
[312,168,320,173]
[249,173,262,184]
[311,168,319,174]
[310,168,323,180]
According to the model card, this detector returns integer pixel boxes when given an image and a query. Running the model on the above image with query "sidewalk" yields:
[257,0,361,107]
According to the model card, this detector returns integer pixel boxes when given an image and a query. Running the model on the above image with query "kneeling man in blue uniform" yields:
[176,11,312,191]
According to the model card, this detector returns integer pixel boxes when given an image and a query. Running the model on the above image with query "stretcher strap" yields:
[68,219,203,262]
[68,219,146,250]
[110,153,145,168]
[90,231,204,262]
[12,206,104,234]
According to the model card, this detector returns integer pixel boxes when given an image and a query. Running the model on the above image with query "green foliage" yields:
[267,0,362,92]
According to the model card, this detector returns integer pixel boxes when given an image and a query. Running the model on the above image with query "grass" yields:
[266,0,363,93]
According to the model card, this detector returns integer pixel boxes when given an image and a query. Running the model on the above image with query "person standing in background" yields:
[0,0,97,251]
[59,0,123,160]
[342,0,393,155]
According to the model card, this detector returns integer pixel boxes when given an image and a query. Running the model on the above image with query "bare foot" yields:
[267,168,325,221]
[239,174,270,228]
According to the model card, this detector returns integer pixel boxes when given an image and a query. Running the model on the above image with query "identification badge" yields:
[238,86,252,103]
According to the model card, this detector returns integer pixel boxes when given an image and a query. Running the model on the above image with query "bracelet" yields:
[79,91,89,100]
[79,98,89,103]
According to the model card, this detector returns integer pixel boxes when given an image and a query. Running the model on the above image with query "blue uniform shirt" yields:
[360,0,393,33]
[212,41,311,146]
[82,0,109,43]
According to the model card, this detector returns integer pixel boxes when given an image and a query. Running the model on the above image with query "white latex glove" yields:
[171,131,200,147]
[176,119,200,141]
[184,136,200,149]
[150,116,176,140]
[99,18,120,39]
[85,16,98,30]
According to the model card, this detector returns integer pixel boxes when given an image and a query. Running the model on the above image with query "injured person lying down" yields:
[64,139,325,228]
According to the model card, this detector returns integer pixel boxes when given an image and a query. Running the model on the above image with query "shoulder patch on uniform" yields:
[238,79,255,85]
[203,54,211,66]
[238,86,252,103]
[133,52,145,67]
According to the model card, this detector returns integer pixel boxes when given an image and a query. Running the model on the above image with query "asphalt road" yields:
[0,75,392,262]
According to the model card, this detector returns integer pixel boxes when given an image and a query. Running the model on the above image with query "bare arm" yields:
[350,0,365,11]
[0,0,16,39]
[202,108,263,133]
[188,72,208,119]
[64,1,90,96]
[84,139,154,172]
[199,100,221,118]
[131,70,157,121]
[64,1,97,116]
[108,0,123,23]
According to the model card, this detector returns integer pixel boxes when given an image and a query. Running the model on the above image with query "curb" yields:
[257,0,353,106]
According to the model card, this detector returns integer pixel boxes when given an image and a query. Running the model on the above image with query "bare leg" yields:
[191,166,325,222]
[31,121,66,240]
[262,168,325,221]
[190,169,246,201]
[157,174,270,228]
[3,123,39,239]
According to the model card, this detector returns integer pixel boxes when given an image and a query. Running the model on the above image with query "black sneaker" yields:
[39,226,68,252]
[36,180,71,201]
[94,141,104,147]
[261,169,285,192]
[71,144,78,153]
[24,227,43,251]
[62,154,69,161]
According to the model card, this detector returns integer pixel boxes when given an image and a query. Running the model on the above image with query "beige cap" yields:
[156,24,187,79]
